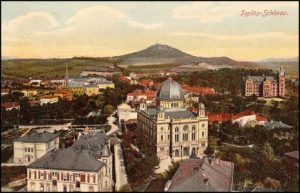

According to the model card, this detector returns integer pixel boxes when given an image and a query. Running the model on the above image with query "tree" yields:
[118,184,132,192]
[103,104,115,115]
[262,177,281,190]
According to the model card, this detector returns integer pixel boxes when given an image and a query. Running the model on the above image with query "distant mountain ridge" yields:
[113,44,258,68]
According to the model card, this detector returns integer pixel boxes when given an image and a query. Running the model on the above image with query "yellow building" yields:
[85,86,100,96]
[98,82,115,90]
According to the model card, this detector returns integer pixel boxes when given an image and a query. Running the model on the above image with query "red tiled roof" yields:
[182,85,215,95]
[127,90,156,98]
[1,102,20,109]
[207,112,233,123]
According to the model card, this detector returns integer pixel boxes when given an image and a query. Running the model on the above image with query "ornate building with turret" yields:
[137,77,208,160]
[244,66,285,97]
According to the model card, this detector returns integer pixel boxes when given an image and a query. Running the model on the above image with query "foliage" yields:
[262,177,281,190]
[118,184,132,192]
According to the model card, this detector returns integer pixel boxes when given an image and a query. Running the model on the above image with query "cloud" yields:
[66,5,126,26]
[127,20,163,30]
[172,2,298,22]
[2,12,59,37]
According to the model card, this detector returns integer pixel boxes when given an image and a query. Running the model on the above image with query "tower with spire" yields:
[278,65,285,97]
[65,63,69,88]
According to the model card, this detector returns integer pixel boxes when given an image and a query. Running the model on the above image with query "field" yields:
[125,63,182,73]
[1,58,113,78]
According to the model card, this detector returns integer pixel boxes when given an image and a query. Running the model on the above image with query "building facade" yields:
[244,66,285,97]
[26,132,113,192]
[13,132,59,165]
[137,78,208,160]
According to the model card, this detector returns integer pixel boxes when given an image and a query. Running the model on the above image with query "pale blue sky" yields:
[1,1,299,60]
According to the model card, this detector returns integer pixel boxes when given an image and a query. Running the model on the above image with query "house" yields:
[21,89,38,97]
[126,90,156,105]
[231,111,267,127]
[1,88,10,96]
[40,95,59,105]
[182,85,216,96]
[165,156,234,192]
[26,132,113,192]
[13,131,59,165]
[1,102,20,111]
[117,102,137,125]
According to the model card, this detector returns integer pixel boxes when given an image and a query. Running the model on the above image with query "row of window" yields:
[28,170,97,184]
[25,147,34,152]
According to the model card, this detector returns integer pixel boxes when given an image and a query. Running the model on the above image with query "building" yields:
[126,90,156,105]
[231,111,267,127]
[80,69,121,78]
[182,85,215,96]
[21,89,38,97]
[40,95,59,105]
[13,131,59,165]
[26,132,113,192]
[207,113,233,125]
[1,102,20,111]
[164,156,234,192]
[117,102,137,125]
[137,77,208,160]
[263,120,293,130]
[68,77,114,96]
[244,66,285,97]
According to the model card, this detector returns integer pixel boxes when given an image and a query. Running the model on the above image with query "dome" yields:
[156,77,185,101]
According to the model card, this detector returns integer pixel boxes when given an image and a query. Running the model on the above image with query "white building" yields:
[137,78,209,160]
[13,131,59,165]
[27,132,113,192]
[117,102,137,125]
[40,95,59,105]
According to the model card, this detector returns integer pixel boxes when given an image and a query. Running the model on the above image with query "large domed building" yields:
[137,77,208,160]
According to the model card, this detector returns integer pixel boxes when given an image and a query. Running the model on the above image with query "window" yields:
[160,147,164,151]
[87,174,90,183]
[76,181,80,188]
[40,183,44,192]
[192,126,196,131]
[202,123,205,128]
[168,135,170,139]
[63,185,67,192]
[31,148,33,152]
[25,148,27,152]
[192,133,196,141]
[183,125,189,132]
[69,185,74,192]
[80,174,85,182]
[182,133,188,141]
[161,127,164,131]
[29,170,31,179]
[93,175,96,183]
[175,127,179,132]
[202,131,205,137]
[52,180,57,186]
[175,134,179,142]
[89,186,94,192]
[201,142,206,147]
[161,135,163,141]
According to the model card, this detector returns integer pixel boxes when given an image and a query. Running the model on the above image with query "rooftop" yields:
[28,148,105,171]
[167,157,234,192]
[14,131,58,143]
[144,108,197,120]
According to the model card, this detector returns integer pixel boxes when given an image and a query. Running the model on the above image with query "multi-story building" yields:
[26,132,113,192]
[137,77,208,160]
[67,77,114,96]
[13,131,59,165]
[244,66,285,97]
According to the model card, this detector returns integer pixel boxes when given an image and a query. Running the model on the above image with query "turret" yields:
[198,103,205,118]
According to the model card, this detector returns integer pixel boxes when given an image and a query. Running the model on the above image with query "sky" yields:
[1,1,299,61]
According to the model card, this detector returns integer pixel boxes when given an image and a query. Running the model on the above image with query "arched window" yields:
[202,131,205,137]
[175,149,179,157]
[161,135,164,141]
[183,125,189,132]
[192,125,196,131]
[175,127,179,132]
[161,127,164,131]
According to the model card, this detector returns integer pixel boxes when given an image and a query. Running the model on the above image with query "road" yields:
[106,111,120,136]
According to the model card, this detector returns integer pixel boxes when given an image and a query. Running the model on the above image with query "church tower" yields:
[198,103,205,118]
[278,65,285,97]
